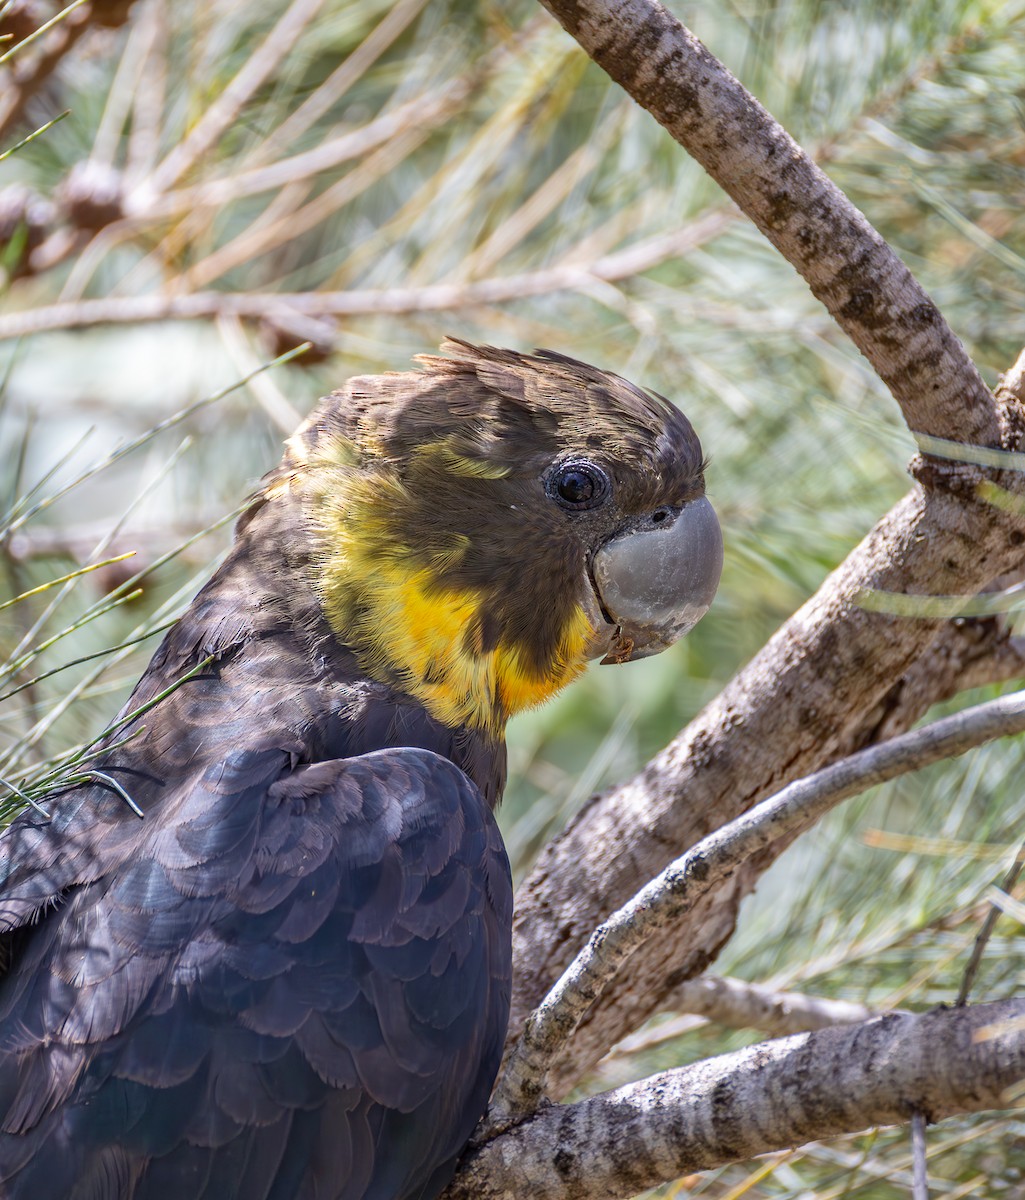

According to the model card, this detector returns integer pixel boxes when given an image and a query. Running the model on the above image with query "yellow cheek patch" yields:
[307,463,595,734]
[351,570,593,733]
[320,539,594,733]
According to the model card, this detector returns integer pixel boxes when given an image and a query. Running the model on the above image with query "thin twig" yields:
[603,974,880,1059]
[596,975,889,1084]
[956,843,1025,1006]
[489,689,1025,1126]
[0,216,734,340]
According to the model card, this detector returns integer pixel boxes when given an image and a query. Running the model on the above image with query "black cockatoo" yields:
[0,340,722,1199]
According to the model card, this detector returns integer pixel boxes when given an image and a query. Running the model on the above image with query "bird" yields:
[0,339,722,1199]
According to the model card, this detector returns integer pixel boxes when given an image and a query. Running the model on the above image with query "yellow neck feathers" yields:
[324,557,594,735]
[292,447,595,736]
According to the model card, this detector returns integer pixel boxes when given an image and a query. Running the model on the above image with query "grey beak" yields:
[591,496,723,664]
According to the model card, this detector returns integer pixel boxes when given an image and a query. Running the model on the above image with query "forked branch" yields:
[492,688,1025,1124]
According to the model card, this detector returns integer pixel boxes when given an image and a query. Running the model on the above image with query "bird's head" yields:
[268,339,722,736]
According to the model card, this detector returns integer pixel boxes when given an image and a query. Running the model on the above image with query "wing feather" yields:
[0,745,511,1200]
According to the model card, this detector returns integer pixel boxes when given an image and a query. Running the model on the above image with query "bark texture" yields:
[494,688,1025,1123]
[534,0,995,445]
[450,1000,1025,1200]
[505,2,1025,1097]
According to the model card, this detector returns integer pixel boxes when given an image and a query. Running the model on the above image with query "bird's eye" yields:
[547,461,611,511]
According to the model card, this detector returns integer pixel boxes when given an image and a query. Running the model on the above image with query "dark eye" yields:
[547,461,611,511]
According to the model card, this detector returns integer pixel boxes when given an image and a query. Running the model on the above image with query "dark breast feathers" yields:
[0,537,512,1200]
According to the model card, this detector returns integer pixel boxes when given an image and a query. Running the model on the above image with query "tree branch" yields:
[510,461,1025,1096]
[624,974,880,1041]
[595,975,883,1082]
[0,216,733,340]
[449,1000,1025,1200]
[504,3,1025,1091]
[491,688,1025,1124]
[842,618,1025,756]
[534,0,995,446]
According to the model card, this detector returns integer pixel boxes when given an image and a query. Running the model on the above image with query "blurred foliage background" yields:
[2,0,1025,1194]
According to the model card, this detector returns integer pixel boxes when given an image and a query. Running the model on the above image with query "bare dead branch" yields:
[596,975,882,1078]
[449,1000,1025,1200]
[534,0,996,446]
[491,688,1025,1124]
[0,216,733,339]
[643,974,880,1037]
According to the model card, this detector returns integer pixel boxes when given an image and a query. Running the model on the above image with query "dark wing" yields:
[0,746,512,1200]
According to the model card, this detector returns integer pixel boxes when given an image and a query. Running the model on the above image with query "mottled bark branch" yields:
[511,467,1025,1096]
[449,1000,1025,1200]
[505,11,1025,1095]
[491,689,1025,1124]
[535,0,994,446]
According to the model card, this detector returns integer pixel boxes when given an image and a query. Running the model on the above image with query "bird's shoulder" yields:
[0,735,510,948]
[0,518,506,938]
